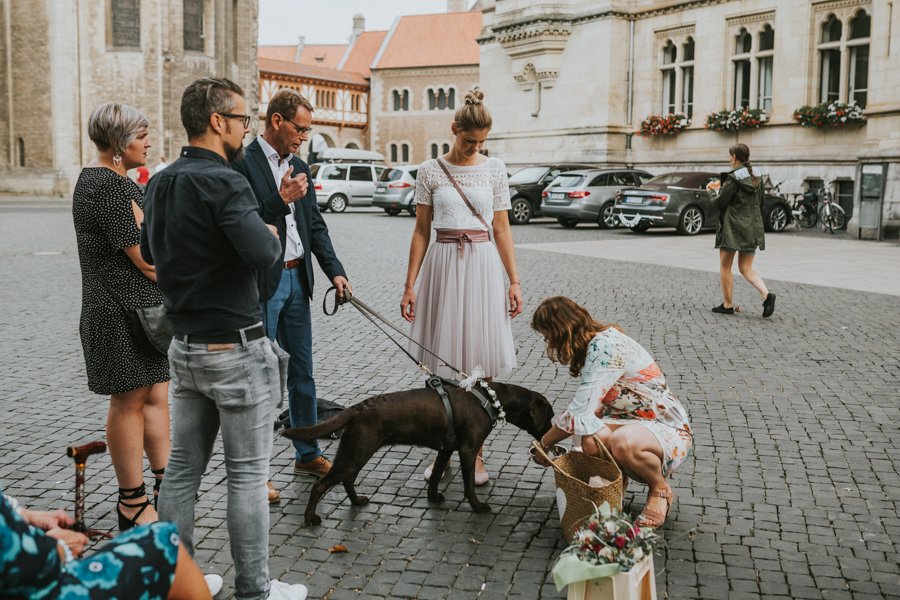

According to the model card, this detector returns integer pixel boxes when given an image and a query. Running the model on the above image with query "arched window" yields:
[660,40,677,114]
[431,143,439,159]
[733,29,752,108]
[848,11,870,107]
[438,89,447,110]
[390,143,398,163]
[681,38,695,119]
[448,88,456,110]
[757,25,774,111]
[401,144,410,163]
[442,143,450,154]
[17,137,25,167]
[428,89,436,110]
[821,14,842,43]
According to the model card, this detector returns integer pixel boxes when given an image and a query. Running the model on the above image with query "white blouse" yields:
[414,157,512,230]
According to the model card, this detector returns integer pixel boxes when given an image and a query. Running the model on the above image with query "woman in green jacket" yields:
[706,143,776,317]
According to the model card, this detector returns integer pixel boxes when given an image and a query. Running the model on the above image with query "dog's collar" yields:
[469,385,499,427]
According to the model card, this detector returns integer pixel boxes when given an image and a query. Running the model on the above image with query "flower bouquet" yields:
[705,107,768,132]
[793,100,865,128]
[638,113,689,137]
[553,502,660,598]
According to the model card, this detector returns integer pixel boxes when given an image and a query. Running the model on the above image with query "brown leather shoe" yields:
[266,480,280,504]
[294,456,332,478]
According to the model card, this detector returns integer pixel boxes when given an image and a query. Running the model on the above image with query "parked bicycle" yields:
[770,181,817,229]
[817,181,847,234]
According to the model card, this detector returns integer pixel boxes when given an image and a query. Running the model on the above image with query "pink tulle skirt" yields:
[409,239,516,380]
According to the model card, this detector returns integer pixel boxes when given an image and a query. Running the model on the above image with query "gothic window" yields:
[392,89,409,111]
[390,144,398,163]
[183,0,204,52]
[819,15,842,103]
[402,144,410,163]
[111,0,140,48]
[427,88,455,110]
[438,89,447,110]
[448,88,455,109]
[428,89,436,110]
[817,11,870,108]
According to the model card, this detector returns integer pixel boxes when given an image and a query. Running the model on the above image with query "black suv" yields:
[507,164,594,224]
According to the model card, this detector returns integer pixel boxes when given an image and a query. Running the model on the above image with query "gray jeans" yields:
[158,332,287,600]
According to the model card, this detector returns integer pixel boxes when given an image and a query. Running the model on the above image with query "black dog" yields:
[282,381,554,526]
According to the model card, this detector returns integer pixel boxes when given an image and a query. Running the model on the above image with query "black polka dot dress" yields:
[72,167,169,395]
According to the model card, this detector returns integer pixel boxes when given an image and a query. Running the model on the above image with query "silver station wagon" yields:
[540,169,653,228]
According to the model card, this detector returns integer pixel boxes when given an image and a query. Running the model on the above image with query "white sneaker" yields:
[266,579,309,600]
[204,574,224,598]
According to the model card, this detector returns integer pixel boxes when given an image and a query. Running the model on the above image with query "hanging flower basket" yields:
[705,107,768,132]
[793,101,865,128]
[638,113,689,137]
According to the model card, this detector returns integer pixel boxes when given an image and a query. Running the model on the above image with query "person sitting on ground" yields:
[531,296,693,528]
[0,487,217,599]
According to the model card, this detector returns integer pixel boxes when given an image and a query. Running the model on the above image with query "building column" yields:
[47,0,82,193]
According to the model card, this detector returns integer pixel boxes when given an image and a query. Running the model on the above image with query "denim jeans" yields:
[158,330,287,600]
[263,267,320,463]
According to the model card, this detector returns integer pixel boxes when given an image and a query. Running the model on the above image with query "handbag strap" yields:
[436,158,492,236]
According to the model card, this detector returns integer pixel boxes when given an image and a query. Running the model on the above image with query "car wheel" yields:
[766,205,788,232]
[676,205,704,235]
[597,201,617,229]
[629,222,650,233]
[384,208,401,216]
[327,194,348,213]
[510,197,532,225]
[407,203,417,217]
[557,217,578,229]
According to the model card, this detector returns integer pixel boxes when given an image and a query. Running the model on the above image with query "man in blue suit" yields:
[233,89,351,502]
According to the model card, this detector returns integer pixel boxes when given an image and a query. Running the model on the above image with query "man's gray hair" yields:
[180,77,244,139]
[87,102,150,155]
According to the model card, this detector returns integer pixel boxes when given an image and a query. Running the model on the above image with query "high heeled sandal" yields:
[118,483,152,531]
[635,488,675,529]
[151,467,165,509]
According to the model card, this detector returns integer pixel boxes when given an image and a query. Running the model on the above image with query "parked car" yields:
[539,169,654,228]
[507,164,594,225]
[612,171,793,235]
[310,160,387,212]
[373,165,419,216]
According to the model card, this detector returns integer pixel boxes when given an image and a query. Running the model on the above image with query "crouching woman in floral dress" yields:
[532,297,693,528]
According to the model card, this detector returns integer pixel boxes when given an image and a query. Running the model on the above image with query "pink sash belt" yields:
[435,228,490,257]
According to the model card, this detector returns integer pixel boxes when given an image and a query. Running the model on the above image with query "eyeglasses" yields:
[217,113,252,128]
[277,113,313,136]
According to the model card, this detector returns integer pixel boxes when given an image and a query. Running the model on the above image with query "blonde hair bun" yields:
[464,88,484,106]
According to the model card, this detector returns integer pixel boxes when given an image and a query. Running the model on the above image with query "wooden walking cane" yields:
[65,441,113,539]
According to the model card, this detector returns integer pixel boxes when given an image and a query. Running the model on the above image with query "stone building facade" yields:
[369,11,482,165]
[479,0,899,239]
[0,0,258,195]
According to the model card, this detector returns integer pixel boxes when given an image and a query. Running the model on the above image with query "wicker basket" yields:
[533,440,624,541]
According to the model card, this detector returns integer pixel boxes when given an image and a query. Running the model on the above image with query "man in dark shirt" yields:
[141,77,309,600]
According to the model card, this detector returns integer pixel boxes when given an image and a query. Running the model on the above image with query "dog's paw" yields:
[471,502,492,513]
[428,492,445,503]
[304,514,322,526]
[351,495,369,506]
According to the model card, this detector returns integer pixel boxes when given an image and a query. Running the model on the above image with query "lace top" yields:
[414,157,511,230]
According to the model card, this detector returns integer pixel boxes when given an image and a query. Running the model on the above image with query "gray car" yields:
[539,169,653,228]
[372,165,419,216]
[310,162,387,213]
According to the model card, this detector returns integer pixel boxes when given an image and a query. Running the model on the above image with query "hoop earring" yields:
[113,153,123,168]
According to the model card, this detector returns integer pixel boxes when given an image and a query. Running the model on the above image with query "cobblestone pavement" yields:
[1,201,899,600]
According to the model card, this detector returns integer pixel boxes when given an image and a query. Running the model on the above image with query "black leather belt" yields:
[284,258,301,269]
[175,324,266,345]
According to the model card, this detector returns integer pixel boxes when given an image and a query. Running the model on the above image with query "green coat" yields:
[710,166,765,252]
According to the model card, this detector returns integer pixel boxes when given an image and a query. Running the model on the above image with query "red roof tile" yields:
[259,44,348,68]
[259,58,368,87]
[373,12,482,69]
[338,31,387,78]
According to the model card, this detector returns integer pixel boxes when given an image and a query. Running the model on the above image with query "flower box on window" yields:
[793,101,865,128]
[638,113,689,137]
[705,107,768,132]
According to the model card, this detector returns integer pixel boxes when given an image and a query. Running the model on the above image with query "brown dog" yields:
[282,381,554,525]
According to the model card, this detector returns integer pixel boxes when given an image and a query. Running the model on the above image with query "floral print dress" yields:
[554,328,693,477]
[0,488,179,599]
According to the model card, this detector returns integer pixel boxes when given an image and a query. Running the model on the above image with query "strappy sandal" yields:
[151,467,165,509]
[635,488,675,529]
[117,483,152,531]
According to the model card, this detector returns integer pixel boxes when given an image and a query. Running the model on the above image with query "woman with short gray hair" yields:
[72,101,170,531]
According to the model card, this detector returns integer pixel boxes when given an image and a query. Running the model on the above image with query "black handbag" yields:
[98,276,173,356]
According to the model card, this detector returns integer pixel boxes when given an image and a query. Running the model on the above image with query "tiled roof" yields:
[372,12,482,69]
[259,44,348,69]
[337,31,387,78]
[258,58,368,86]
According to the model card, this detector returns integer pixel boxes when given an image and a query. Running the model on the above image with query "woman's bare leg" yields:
[737,252,769,300]
[605,425,672,518]
[108,386,158,524]
[719,250,736,307]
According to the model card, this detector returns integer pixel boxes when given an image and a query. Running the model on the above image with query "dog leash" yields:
[323,286,504,434]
